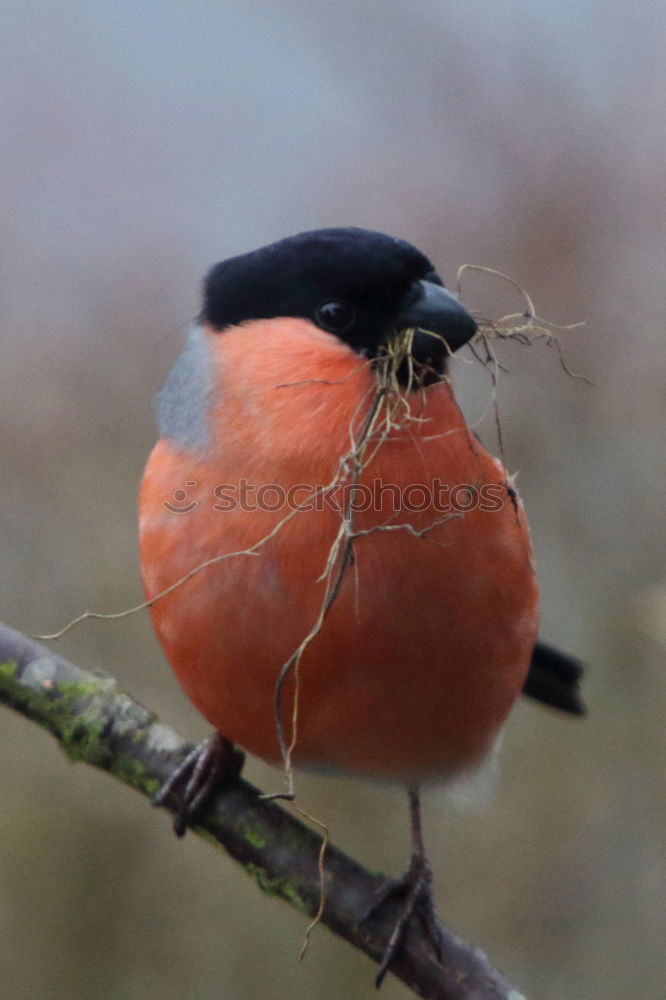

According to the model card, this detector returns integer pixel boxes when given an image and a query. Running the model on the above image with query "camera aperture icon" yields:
[163,481,199,513]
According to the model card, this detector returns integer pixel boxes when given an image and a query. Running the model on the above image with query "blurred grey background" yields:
[1,2,664,999]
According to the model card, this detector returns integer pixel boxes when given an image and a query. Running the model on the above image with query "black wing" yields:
[522,641,587,715]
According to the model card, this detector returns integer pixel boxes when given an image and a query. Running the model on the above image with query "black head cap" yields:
[201,227,476,379]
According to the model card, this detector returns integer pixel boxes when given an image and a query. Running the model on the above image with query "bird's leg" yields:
[364,784,444,988]
[152,731,245,837]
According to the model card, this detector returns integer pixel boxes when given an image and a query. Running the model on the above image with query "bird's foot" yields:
[364,852,444,988]
[152,732,245,837]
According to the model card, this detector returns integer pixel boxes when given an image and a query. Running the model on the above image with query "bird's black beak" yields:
[396,280,477,354]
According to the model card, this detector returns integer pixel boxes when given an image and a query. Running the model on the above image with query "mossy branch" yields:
[0,622,525,1000]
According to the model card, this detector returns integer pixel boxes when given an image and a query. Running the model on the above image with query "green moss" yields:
[110,752,161,797]
[1,662,163,797]
[245,863,307,912]
[0,660,18,679]
[191,826,219,847]
[240,823,268,851]
[0,665,108,766]
[0,660,63,722]
[54,683,111,766]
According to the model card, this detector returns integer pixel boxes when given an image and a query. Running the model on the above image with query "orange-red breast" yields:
[138,228,583,982]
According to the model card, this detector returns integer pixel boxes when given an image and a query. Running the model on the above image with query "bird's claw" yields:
[152,732,245,837]
[363,852,444,988]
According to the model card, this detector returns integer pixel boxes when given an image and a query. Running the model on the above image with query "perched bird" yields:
[139,227,584,983]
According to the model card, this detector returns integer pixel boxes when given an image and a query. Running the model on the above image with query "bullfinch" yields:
[139,227,584,983]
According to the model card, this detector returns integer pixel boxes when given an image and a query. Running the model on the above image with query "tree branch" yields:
[0,622,525,1000]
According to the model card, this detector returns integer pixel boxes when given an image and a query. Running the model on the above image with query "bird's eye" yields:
[315,300,356,333]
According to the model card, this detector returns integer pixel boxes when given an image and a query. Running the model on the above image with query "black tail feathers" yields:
[523,641,587,716]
